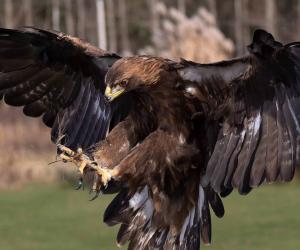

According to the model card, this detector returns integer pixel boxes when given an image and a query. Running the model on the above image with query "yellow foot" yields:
[57,144,114,191]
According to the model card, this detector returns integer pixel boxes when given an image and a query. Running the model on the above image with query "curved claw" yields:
[89,174,99,194]
[89,190,102,201]
[75,177,84,190]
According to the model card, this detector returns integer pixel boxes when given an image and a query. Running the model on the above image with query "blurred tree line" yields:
[0,0,298,56]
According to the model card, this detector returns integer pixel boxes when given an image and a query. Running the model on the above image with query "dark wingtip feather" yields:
[220,187,233,197]
[23,102,45,117]
[207,190,225,218]
[200,199,211,245]
[42,111,56,128]
[103,189,129,226]
[247,29,282,57]
[116,224,130,247]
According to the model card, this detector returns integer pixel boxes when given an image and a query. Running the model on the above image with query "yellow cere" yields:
[104,86,125,101]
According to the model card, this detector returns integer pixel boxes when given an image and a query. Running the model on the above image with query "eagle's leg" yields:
[57,144,116,189]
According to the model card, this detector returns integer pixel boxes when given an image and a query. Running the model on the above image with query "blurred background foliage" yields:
[1,1,300,250]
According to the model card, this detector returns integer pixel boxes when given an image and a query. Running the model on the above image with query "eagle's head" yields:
[104,56,168,101]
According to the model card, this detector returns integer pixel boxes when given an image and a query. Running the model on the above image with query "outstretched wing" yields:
[178,29,300,195]
[0,27,122,150]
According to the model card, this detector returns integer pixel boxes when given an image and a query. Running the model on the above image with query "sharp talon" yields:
[75,182,82,190]
[90,174,99,193]
[75,178,84,190]
[78,161,87,175]
[96,167,112,188]
[89,190,102,201]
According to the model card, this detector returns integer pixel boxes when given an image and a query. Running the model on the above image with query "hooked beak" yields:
[104,86,125,102]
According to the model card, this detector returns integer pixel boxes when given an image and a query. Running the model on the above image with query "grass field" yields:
[1,181,300,250]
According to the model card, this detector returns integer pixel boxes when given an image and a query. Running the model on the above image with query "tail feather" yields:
[206,188,225,218]
[200,198,211,245]
[103,189,130,226]
[116,224,131,247]
[104,185,223,250]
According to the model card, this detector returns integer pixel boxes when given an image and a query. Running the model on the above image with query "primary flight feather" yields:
[0,27,300,250]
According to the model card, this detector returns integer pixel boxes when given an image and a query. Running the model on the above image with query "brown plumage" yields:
[2,27,300,250]
[97,56,204,244]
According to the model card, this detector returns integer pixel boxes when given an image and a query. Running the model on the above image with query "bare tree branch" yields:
[265,0,277,37]
[77,0,86,38]
[4,0,13,28]
[24,0,33,25]
[178,0,186,15]
[234,0,244,55]
[106,0,117,52]
[96,0,107,49]
[118,0,131,54]
[52,0,60,30]
[64,0,75,35]
[147,0,159,44]
[207,0,217,20]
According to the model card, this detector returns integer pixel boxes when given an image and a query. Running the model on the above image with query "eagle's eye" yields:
[119,79,129,88]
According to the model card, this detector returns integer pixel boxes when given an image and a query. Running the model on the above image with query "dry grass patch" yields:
[0,104,69,189]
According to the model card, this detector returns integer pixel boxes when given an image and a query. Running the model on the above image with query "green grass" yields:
[1,182,300,250]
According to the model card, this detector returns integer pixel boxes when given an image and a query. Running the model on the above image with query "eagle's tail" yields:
[103,185,224,249]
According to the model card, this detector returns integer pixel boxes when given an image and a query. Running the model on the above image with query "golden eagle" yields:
[0,27,300,249]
